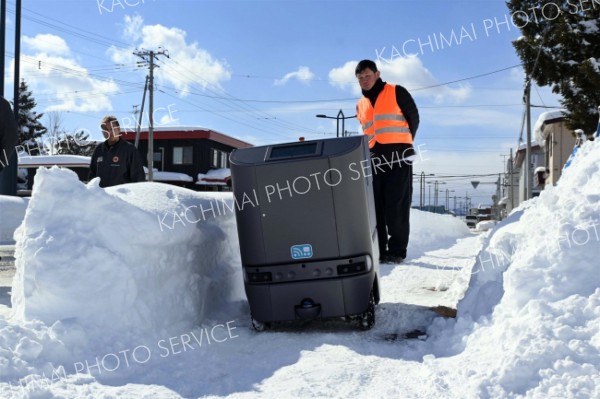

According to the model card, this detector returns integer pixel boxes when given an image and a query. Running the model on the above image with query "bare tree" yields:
[44,111,65,154]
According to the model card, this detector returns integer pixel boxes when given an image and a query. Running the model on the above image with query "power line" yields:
[411,64,523,91]
[14,6,131,50]
[160,57,322,137]
[162,64,526,104]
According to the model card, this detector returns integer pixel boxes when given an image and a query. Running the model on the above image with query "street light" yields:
[316,109,356,137]
[427,180,446,213]
[419,172,434,209]
[435,181,446,212]
[445,189,455,214]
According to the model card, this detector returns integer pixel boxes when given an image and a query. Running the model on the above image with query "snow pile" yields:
[11,167,244,351]
[0,196,29,243]
[197,168,231,186]
[475,220,496,231]
[409,209,471,255]
[143,167,193,182]
[436,138,600,397]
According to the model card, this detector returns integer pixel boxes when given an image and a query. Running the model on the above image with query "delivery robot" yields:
[230,136,380,330]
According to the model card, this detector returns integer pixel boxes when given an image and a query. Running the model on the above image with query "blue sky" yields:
[2,0,563,208]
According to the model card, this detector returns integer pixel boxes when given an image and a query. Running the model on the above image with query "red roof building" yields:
[121,126,252,190]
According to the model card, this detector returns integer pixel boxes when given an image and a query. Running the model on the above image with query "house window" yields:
[220,151,229,168]
[210,149,230,168]
[173,146,193,165]
[211,149,219,167]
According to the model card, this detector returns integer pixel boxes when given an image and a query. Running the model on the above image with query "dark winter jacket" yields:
[361,78,419,161]
[0,96,18,170]
[88,138,145,188]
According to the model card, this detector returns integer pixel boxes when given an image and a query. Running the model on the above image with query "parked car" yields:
[465,215,478,228]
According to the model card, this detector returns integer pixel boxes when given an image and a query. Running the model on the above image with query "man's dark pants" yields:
[372,158,413,259]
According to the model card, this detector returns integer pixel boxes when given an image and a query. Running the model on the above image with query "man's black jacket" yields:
[89,138,145,188]
[361,78,420,161]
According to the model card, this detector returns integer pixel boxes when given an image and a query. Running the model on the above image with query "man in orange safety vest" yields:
[355,59,419,264]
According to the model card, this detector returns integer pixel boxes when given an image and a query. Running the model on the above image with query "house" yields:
[534,111,575,186]
[499,155,518,218]
[500,111,577,216]
[121,126,253,190]
[509,141,545,211]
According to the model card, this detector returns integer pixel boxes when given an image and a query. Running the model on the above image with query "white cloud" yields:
[329,56,471,104]
[328,61,358,93]
[14,47,119,114]
[108,15,231,93]
[23,34,70,55]
[122,14,144,43]
[274,66,315,86]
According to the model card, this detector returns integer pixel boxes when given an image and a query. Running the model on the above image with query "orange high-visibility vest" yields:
[356,84,413,148]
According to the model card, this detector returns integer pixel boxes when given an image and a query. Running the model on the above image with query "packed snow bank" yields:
[11,167,244,351]
[459,139,600,321]
[475,219,496,231]
[409,209,471,255]
[427,139,600,397]
[0,196,29,243]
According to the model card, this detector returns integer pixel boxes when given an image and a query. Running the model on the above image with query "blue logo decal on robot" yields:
[291,244,313,259]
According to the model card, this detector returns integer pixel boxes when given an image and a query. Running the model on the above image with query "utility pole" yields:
[420,172,425,209]
[500,154,508,173]
[496,173,501,220]
[428,184,432,209]
[524,36,544,201]
[509,148,514,210]
[133,75,149,149]
[0,0,20,195]
[133,49,169,181]
[525,77,532,201]
[1,0,6,95]
[465,192,470,215]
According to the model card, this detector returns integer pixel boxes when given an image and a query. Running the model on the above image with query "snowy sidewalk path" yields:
[37,234,483,399]
[0,232,484,399]
[381,234,482,311]
[186,234,484,399]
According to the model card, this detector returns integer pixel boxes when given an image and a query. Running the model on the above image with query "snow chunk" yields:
[409,209,471,254]
[11,166,244,350]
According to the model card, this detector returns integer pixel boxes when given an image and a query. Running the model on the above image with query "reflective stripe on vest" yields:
[357,84,413,148]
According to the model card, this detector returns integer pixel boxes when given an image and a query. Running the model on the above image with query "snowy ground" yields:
[0,139,599,398]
